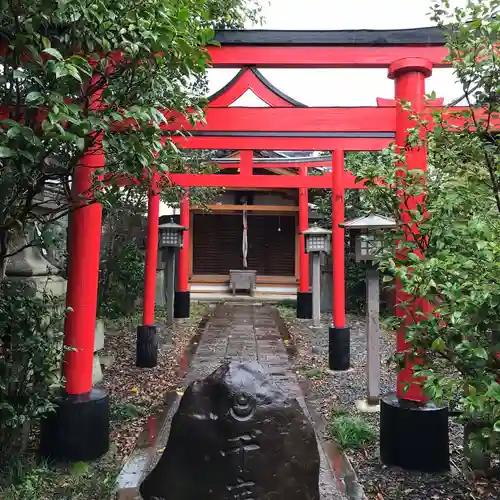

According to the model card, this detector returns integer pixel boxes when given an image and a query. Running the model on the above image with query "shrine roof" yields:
[207,67,306,108]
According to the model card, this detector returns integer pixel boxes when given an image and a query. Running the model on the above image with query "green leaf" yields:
[0,146,15,158]
[473,347,488,360]
[43,47,63,60]
[26,91,44,104]
[66,64,83,83]
[431,338,445,353]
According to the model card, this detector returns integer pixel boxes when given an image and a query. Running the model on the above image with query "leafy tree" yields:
[0,0,261,279]
[0,0,261,456]
[310,152,394,312]
[357,0,500,461]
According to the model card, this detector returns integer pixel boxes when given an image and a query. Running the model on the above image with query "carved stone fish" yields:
[139,361,320,500]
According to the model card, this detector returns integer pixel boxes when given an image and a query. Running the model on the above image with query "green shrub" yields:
[0,453,118,500]
[0,281,66,457]
[98,241,144,319]
[327,414,376,450]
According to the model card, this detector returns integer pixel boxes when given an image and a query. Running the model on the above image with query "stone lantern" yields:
[301,224,332,327]
[341,214,396,263]
[302,223,332,254]
[158,219,186,326]
[159,219,186,250]
[340,214,396,411]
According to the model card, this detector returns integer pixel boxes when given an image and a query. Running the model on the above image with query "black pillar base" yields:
[328,326,350,371]
[380,392,449,473]
[174,291,191,319]
[296,292,313,319]
[136,325,158,368]
[39,388,109,463]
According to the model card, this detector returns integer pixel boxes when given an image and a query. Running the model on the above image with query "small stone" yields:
[140,361,320,500]
[311,345,324,355]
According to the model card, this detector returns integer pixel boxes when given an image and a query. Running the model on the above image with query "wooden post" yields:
[142,172,160,326]
[136,172,160,369]
[329,149,350,371]
[311,252,321,327]
[389,57,432,403]
[297,165,312,319]
[164,248,176,327]
[366,265,380,405]
[175,191,191,318]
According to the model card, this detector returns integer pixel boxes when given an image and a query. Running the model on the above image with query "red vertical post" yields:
[178,191,190,292]
[329,149,350,371]
[239,150,253,175]
[332,149,346,328]
[174,189,191,318]
[41,134,110,463]
[297,165,312,318]
[136,172,160,369]
[142,172,161,326]
[380,59,449,475]
[39,75,110,462]
[63,142,104,395]
[389,58,432,402]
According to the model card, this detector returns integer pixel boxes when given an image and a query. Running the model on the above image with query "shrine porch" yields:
[190,292,297,303]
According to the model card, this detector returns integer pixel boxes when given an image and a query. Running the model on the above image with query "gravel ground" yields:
[280,307,500,500]
[98,304,208,463]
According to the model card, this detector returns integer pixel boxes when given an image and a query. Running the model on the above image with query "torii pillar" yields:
[175,190,191,318]
[379,58,449,473]
[136,172,161,368]
[329,149,350,371]
[40,139,109,463]
[297,165,312,318]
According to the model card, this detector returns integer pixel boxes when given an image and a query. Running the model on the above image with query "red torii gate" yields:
[45,26,499,470]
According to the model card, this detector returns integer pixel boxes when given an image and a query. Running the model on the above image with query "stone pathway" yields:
[119,303,347,499]
[183,303,346,500]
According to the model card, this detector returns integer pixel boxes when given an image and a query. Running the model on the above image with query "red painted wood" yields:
[209,67,296,107]
[390,58,430,403]
[332,150,346,328]
[298,166,310,293]
[377,97,444,106]
[168,171,365,189]
[63,141,103,395]
[178,191,190,292]
[170,136,392,151]
[212,160,333,169]
[207,46,450,68]
[239,150,253,175]
[143,172,161,326]
[163,107,395,133]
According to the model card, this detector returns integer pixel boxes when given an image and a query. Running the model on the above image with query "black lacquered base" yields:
[380,392,449,472]
[328,326,350,371]
[296,292,313,319]
[174,291,191,319]
[39,388,109,463]
[136,325,158,368]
